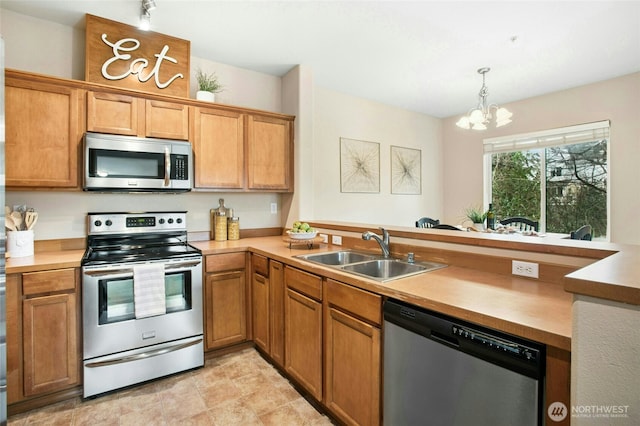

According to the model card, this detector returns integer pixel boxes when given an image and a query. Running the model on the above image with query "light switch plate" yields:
[270,203,277,214]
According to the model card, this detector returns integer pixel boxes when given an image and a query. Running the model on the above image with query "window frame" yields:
[483,121,610,239]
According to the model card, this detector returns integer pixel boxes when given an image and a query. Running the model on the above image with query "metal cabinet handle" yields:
[164,146,171,187]
[85,338,202,368]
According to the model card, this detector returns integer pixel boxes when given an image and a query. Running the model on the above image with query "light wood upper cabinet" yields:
[247,114,293,191]
[87,91,189,140]
[5,75,83,189]
[192,107,245,189]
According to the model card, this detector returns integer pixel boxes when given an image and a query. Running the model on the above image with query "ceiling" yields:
[2,1,639,118]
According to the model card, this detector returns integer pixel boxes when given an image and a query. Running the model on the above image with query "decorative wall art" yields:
[340,138,380,193]
[391,145,422,194]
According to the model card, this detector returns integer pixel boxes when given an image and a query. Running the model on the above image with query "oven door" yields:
[82,256,203,360]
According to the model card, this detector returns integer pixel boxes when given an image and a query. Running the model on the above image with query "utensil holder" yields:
[7,230,34,257]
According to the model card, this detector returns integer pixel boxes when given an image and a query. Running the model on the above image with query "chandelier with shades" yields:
[455,67,513,130]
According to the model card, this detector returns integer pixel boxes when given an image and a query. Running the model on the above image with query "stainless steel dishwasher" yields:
[383,299,545,426]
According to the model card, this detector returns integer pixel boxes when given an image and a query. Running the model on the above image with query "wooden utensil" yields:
[25,211,38,230]
[10,211,24,231]
[5,215,17,231]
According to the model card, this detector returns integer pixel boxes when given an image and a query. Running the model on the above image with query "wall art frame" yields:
[391,145,422,194]
[340,137,380,193]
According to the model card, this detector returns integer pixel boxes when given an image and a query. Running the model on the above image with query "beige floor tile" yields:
[7,348,331,426]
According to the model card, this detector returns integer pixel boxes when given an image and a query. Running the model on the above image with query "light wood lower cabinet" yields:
[204,253,248,350]
[284,266,323,401]
[324,279,382,426]
[7,269,81,404]
[251,254,285,367]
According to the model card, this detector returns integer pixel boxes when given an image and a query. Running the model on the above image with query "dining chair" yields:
[432,224,462,231]
[416,217,440,228]
[499,217,539,232]
[570,225,592,241]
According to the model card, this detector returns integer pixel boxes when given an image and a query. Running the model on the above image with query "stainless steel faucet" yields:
[362,227,391,258]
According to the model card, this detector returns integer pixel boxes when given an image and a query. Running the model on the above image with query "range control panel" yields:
[87,212,187,234]
[452,325,539,362]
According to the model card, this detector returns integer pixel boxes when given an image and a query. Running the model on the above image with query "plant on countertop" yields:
[465,205,487,224]
[196,68,224,93]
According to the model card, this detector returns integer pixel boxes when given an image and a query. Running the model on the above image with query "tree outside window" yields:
[485,122,609,239]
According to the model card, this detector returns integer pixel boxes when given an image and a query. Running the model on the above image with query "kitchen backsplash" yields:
[6,191,283,240]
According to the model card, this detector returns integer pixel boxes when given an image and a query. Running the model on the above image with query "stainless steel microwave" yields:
[83,132,193,192]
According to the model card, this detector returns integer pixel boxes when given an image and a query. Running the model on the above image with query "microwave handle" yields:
[164,147,171,187]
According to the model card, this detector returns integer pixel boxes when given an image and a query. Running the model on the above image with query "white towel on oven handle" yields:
[133,263,166,318]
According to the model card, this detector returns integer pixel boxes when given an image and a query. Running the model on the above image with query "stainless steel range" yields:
[81,211,203,398]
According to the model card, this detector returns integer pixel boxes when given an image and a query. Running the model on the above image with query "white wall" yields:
[312,87,442,227]
[442,72,640,245]
[1,9,285,238]
[571,296,640,425]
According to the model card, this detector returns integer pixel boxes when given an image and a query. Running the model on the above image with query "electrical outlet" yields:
[331,235,342,245]
[512,260,539,278]
[270,203,277,214]
[319,233,329,244]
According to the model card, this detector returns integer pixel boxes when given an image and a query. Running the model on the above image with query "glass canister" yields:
[214,211,228,241]
[228,217,240,240]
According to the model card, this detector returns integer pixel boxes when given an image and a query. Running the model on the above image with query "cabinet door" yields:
[325,307,381,426]
[246,115,292,191]
[204,270,247,350]
[145,99,189,140]
[5,77,82,188]
[269,261,285,367]
[252,272,270,352]
[87,91,142,136]
[285,288,322,401]
[22,292,79,396]
[192,107,244,189]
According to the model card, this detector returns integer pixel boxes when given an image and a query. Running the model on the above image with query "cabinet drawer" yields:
[252,254,269,277]
[22,269,76,296]
[326,279,382,326]
[285,266,322,301]
[206,252,246,273]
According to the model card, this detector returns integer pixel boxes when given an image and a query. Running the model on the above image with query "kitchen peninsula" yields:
[7,223,638,424]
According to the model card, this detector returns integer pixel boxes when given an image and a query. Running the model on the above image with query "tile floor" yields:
[8,348,334,425]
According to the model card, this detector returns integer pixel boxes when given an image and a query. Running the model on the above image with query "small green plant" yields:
[465,205,487,223]
[196,68,223,93]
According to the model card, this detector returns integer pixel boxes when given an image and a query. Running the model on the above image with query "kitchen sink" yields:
[341,259,446,282]
[295,250,446,282]
[295,250,379,266]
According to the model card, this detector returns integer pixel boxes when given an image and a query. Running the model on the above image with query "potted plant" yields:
[195,68,223,102]
[464,205,487,230]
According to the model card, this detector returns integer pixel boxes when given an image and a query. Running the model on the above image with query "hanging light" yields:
[139,0,156,30]
[456,67,513,130]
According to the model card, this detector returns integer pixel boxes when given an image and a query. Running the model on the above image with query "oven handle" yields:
[164,146,171,187]
[85,337,202,368]
[83,260,202,277]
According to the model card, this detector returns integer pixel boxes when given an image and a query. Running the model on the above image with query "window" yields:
[483,121,609,239]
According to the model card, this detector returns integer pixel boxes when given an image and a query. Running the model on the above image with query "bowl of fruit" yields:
[287,221,317,239]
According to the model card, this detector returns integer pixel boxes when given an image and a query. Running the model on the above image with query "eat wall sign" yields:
[85,14,190,97]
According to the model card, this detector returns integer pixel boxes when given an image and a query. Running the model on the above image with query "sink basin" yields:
[295,250,447,282]
[295,250,379,266]
[341,259,444,281]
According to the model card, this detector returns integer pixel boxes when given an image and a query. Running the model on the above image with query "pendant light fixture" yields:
[456,67,513,130]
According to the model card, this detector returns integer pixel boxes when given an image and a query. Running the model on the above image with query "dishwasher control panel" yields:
[452,325,539,362]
